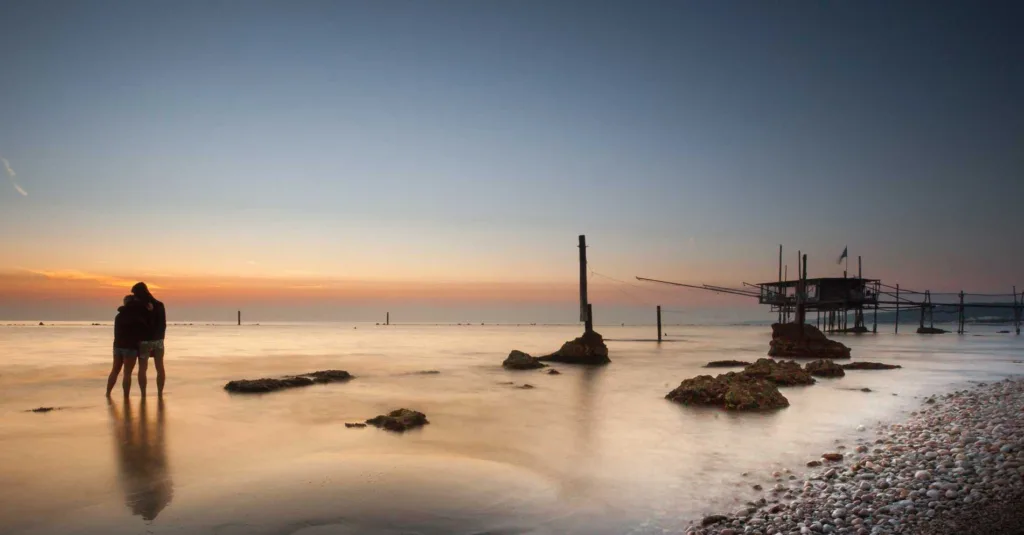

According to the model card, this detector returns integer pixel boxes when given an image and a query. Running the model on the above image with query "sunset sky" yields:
[1,1,1021,322]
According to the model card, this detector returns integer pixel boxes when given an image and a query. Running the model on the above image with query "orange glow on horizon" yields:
[0,269,748,307]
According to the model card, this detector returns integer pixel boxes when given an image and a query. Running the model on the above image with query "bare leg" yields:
[154,353,166,397]
[137,355,148,397]
[122,356,138,397]
[106,354,124,397]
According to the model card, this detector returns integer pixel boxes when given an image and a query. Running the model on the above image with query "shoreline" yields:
[687,377,1024,535]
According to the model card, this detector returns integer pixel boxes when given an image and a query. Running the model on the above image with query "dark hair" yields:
[131,282,150,297]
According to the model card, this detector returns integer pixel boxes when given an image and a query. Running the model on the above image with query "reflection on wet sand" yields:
[108,398,174,521]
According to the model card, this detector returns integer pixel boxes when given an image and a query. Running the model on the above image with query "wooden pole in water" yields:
[774,243,782,321]
[858,256,862,279]
[657,305,662,343]
[579,235,592,334]
[1014,286,1020,335]
[237,310,241,326]
[386,312,390,326]
[958,291,965,334]
[895,284,900,334]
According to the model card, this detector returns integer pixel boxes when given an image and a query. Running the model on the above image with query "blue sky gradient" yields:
[1,1,1021,320]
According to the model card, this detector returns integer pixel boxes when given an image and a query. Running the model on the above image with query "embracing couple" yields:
[107,282,167,398]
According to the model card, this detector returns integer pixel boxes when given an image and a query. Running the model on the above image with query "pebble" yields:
[690,378,1024,535]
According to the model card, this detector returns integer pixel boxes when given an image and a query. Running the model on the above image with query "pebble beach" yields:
[689,378,1024,535]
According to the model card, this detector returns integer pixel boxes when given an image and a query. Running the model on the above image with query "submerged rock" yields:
[546,368,561,375]
[743,358,816,386]
[704,360,752,368]
[537,330,610,365]
[517,384,535,389]
[365,408,429,432]
[805,359,846,378]
[344,423,367,428]
[767,323,851,359]
[841,361,902,370]
[917,326,948,334]
[666,372,789,411]
[502,350,546,370]
[224,370,353,393]
[27,407,59,413]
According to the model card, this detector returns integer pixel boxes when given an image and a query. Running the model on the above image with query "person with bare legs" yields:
[108,295,150,397]
[132,283,166,397]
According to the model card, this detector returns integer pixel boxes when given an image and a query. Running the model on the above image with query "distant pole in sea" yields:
[657,305,662,343]
[387,312,390,326]
[895,284,900,334]
[237,310,241,326]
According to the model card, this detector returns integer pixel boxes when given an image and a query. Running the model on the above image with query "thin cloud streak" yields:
[2,157,28,196]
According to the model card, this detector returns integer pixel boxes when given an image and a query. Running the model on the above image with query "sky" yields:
[1,1,1022,322]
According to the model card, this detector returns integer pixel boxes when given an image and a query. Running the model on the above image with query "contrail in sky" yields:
[2,157,28,196]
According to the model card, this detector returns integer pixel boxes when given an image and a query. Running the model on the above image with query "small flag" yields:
[837,246,848,265]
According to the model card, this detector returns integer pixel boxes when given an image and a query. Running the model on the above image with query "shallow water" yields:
[0,323,1021,534]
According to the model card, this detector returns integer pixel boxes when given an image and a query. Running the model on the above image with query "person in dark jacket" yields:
[108,295,151,397]
[132,282,167,397]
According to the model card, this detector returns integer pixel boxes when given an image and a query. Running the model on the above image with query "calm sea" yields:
[0,322,1021,534]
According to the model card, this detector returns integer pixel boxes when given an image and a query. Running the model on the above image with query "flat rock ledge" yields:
[842,361,902,370]
[744,358,816,386]
[502,350,546,370]
[705,360,753,368]
[684,378,1024,535]
[365,408,429,432]
[536,330,610,365]
[224,370,353,393]
[805,359,846,377]
[666,373,789,411]
[917,326,949,334]
[768,323,851,359]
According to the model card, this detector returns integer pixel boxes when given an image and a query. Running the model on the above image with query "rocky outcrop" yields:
[365,408,429,432]
[841,361,902,370]
[804,359,846,378]
[224,370,353,393]
[767,323,851,359]
[502,350,546,370]
[665,372,790,411]
[743,358,816,386]
[704,360,752,368]
[917,326,948,334]
[537,330,610,365]
[546,369,561,375]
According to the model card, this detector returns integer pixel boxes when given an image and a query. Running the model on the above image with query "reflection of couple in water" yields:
[108,398,174,521]
[106,282,167,398]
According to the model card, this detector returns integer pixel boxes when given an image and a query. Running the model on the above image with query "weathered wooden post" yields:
[657,305,662,343]
[895,284,900,334]
[579,235,592,333]
[386,312,390,326]
[237,310,241,326]
[958,291,965,334]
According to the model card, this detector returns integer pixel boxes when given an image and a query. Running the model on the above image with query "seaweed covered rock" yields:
[704,360,752,368]
[742,358,816,386]
[224,370,353,393]
[537,330,610,365]
[768,323,851,359]
[502,350,546,370]
[666,372,789,411]
[365,408,429,432]
[841,361,902,370]
[805,359,846,378]
[917,326,948,334]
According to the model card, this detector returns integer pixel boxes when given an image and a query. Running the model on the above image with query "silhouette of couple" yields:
[107,282,167,398]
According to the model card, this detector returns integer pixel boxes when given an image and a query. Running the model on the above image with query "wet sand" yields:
[0,323,1021,534]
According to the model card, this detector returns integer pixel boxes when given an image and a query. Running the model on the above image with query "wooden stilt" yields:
[895,284,900,334]
[656,305,662,343]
